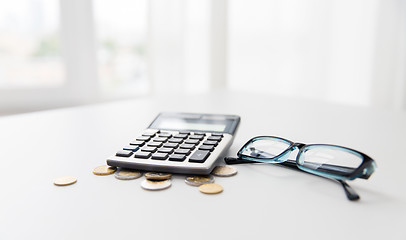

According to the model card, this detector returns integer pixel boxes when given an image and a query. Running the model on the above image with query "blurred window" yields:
[0,0,64,88]
[94,0,149,96]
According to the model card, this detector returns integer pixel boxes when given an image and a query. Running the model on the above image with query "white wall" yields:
[0,0,405,115]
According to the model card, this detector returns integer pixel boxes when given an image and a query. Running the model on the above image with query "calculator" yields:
[106,112,240,175]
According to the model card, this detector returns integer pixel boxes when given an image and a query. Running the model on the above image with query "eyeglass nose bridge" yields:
[273,142,306,163]
[292,142,306,149]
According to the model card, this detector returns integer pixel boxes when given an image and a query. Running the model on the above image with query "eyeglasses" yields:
[224,136,377,201]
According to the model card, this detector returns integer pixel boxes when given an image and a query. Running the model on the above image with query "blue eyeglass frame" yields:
[237,136,377,181]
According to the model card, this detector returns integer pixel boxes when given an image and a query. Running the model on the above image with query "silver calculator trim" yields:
[107,130,235,175]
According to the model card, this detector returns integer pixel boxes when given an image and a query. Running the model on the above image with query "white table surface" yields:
[1,92,405,240]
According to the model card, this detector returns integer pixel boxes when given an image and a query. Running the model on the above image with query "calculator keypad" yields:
[116,131,223,164]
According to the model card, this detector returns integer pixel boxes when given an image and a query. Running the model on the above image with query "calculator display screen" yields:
[149,113,240,134]
[158,119,226,132]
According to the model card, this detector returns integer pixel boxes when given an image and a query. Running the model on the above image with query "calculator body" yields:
[107,112,240,175]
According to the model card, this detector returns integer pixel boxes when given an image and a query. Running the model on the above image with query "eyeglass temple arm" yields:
[224,157,360,201]
[338,180,360,201]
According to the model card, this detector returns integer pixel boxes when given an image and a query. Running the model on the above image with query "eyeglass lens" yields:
[240,138,291,159]
[298,146,363,177]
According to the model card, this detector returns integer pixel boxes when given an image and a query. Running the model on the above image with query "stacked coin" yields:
[114,168,142,180]
[183,166,238,194]
[185,175,215,186]
[141,172,172,191]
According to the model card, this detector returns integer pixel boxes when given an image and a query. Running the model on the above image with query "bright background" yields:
[0,0,405,115]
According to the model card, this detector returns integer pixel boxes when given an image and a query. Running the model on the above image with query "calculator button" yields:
[184,139,199,145]
[189,135,204,140]
[211,133,223,137]
[134,151,151,158]
[141,146,157,152]
[173,134,188,139]
[189,150,210,163]
[136,136,151,141]
[158,147,174,154]
[158,132,172,138]
[174,149,191,155]
[179,131,191,135]
[180,144,195,150]
[207,136,222,142]
[123,145,140,151]
[147,142,163,148]
[168,138,183,143]
[203,140,218,146]
[193,132,206,136]
[129,140,145,146]
[142,132,156,137]
[116,150,133,157]
[152,137,168,142]
[163,143,179,148]
[151,152,169,160]
[198,145,215,152]
[169,154,186,161]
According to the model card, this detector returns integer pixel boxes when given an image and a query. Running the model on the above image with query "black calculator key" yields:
[168,138,183,143]
[136,136,150,141]
[193,132,206,136]
[163,143,179,148]
[180,144,195,150]
[152,137,168,142]
[134,151,151,158]
[189,135,204,140]
[151,152,169,160]
[116,150,133,157]
[211,133,223,137]
[207,136,222,142]
[189,150,210,163]
[147,142,163,147]
[174,148,191,155]
[184,139,199,145]
[129,140,145,146]
[158,147,174,154]
[173,134,188,139]
[158,132,172,138]
[141,146,157,152]
[179,131,191,135]
[203,140,218,146]
[198,145,214,152]
[169,154,186,161]
[123,145,140,151]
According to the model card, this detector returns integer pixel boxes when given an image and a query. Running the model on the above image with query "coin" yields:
[53,176,77,186]
[141,179,172,191]
[185,175,215,186]
[93,165,117,175]
[114,169,142,180]
[211,165,238,177]
[145,172,172,180]
[199,183,223,194]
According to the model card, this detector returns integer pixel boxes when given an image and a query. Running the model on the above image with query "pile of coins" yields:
[53,165,238,195]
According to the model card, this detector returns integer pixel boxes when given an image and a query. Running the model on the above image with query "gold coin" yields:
[53,176,77,186]
[211,165,238,177]
[114,169,142,180]
[141,179,172,191]
[199,183,223,194]
[185,175,214,186]
[93,165,117,175]
[145,172,172,180]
